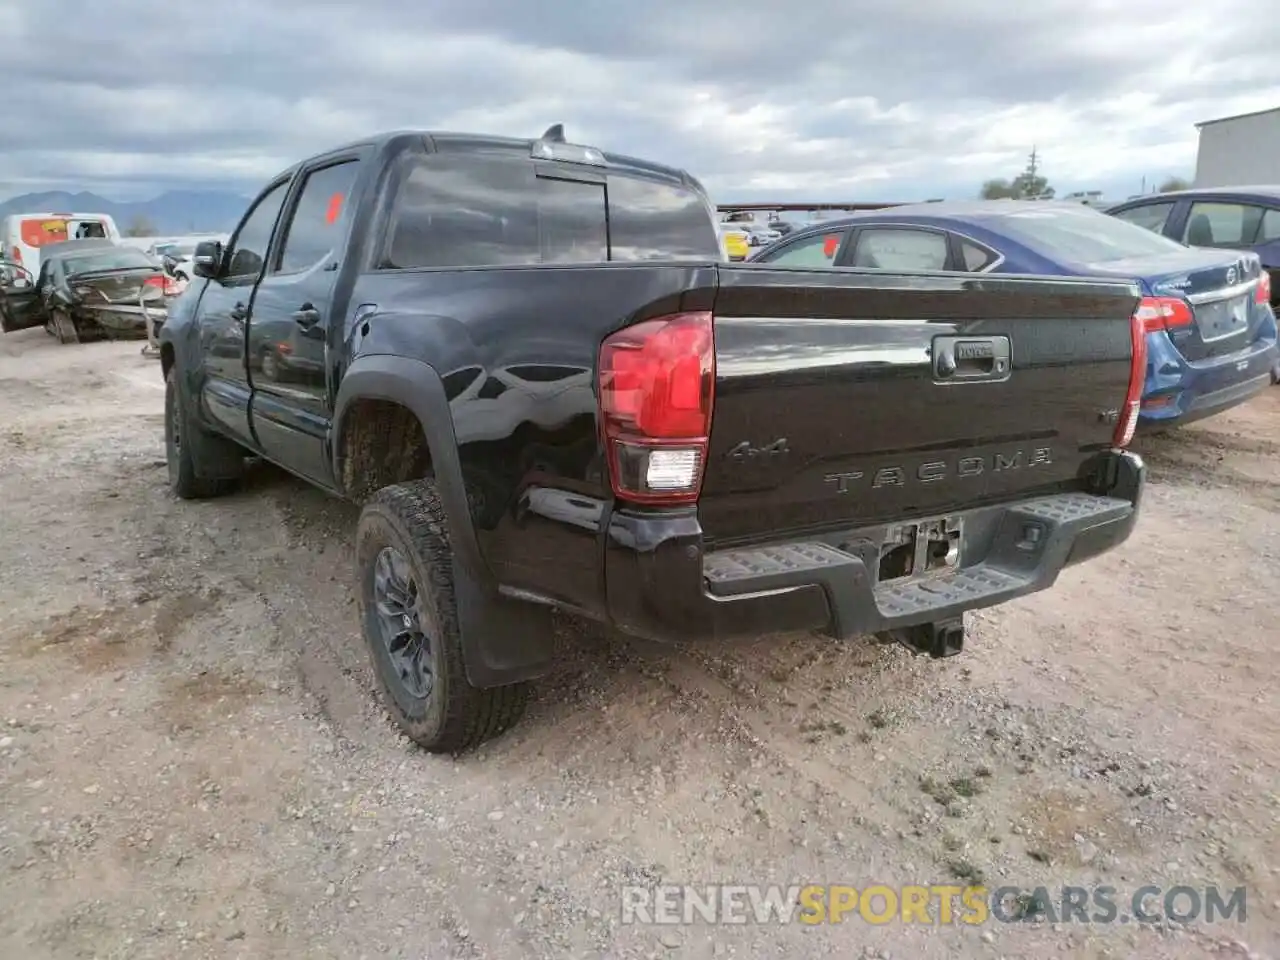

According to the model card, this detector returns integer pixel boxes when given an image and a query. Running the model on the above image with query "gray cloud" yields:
[0,0,1274,204]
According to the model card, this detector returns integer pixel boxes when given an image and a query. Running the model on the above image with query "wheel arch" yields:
[334,354,557,688]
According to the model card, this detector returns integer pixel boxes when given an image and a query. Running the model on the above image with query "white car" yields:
[740,222,783,247]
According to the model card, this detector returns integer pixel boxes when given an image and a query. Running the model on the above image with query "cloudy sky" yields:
[0,0,1275,205]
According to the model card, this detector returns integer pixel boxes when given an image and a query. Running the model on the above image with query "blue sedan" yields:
[751,202,1278,429]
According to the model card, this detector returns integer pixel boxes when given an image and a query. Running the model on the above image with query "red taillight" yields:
[1257,270,1272,306]
[143,275,179,296]
[10,246,21,263]
[1134,295,1193,334]
[598,311,715,504]
[1113,308,1148,449]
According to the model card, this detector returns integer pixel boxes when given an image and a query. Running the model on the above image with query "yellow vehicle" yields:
[718,224,751,261]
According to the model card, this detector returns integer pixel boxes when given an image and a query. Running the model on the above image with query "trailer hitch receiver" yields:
[888,617,965,658]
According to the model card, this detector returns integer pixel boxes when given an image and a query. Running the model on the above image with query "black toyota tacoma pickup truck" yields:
[160,126,1148,752]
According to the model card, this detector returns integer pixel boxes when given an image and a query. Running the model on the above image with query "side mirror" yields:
[192,240,223,279]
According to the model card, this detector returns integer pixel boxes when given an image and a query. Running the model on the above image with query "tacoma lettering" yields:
[824,448,1053,493]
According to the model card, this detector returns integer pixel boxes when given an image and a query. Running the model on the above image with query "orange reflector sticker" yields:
[325,194,343,225]
[823,234,839,258]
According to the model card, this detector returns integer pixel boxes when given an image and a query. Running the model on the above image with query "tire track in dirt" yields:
[661,650,916,843]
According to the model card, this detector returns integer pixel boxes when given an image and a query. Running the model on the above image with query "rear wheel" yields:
[356,480,529,752]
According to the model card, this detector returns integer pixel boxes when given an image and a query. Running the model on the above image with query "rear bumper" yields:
[1139,331,1277,428]
[605,451,1144,644]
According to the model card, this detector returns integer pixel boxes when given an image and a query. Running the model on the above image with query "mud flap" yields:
[454,559,556,688]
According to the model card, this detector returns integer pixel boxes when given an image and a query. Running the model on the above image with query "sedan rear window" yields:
[991,206,1188,264]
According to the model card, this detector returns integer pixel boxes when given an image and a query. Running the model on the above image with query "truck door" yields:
[246,154,365,486]
[196,178,291,446]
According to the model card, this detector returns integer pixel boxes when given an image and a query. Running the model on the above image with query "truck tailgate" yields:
[699,265,1141,545]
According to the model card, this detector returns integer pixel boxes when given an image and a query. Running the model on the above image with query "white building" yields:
[1194,106,1280,188]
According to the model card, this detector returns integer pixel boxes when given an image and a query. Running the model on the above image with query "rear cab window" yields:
[381,154,719,269]
[536,177,607,262]
[607,174,720,261]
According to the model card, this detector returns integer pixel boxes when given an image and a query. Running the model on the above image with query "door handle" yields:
[292,304,321,328]
[931,335,1011,383]
[229,302,247,321]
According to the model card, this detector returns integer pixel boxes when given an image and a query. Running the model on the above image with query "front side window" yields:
[758,231,847,268]
[1182,202,1265,246]
[276,160,363,274]
[226,181,289,280]
[1111,202,1175,235]
[850,228,949,271]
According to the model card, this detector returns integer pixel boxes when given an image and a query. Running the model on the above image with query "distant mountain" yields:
[0,189,253,235]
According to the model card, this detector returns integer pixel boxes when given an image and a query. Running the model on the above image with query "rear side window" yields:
[758,231,847,268]
[960,239,996,271]
[20,218,69,248]
[276,160,362,274]
[607,176,720,260]
[1182,202,1265,246]
[1111,202,1175,234]
[850,228,948,271]
[386,157,539,269]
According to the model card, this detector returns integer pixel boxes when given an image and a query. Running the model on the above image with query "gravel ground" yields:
[1,329,1277,960]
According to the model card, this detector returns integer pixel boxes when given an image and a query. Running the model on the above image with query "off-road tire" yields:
[51,309,79,345]
[164,367,239,499]
[356,480,529,752]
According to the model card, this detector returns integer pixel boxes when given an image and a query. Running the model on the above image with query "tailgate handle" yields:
[932,335,1011,383]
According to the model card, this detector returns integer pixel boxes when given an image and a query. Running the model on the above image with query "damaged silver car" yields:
[0,239,179,345]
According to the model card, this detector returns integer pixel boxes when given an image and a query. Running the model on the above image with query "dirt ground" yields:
[1,330,1277,960]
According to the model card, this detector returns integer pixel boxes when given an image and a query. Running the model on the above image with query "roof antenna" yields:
[541,123,566,143]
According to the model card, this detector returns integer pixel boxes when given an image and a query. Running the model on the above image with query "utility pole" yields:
[1027,146,1039,182]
